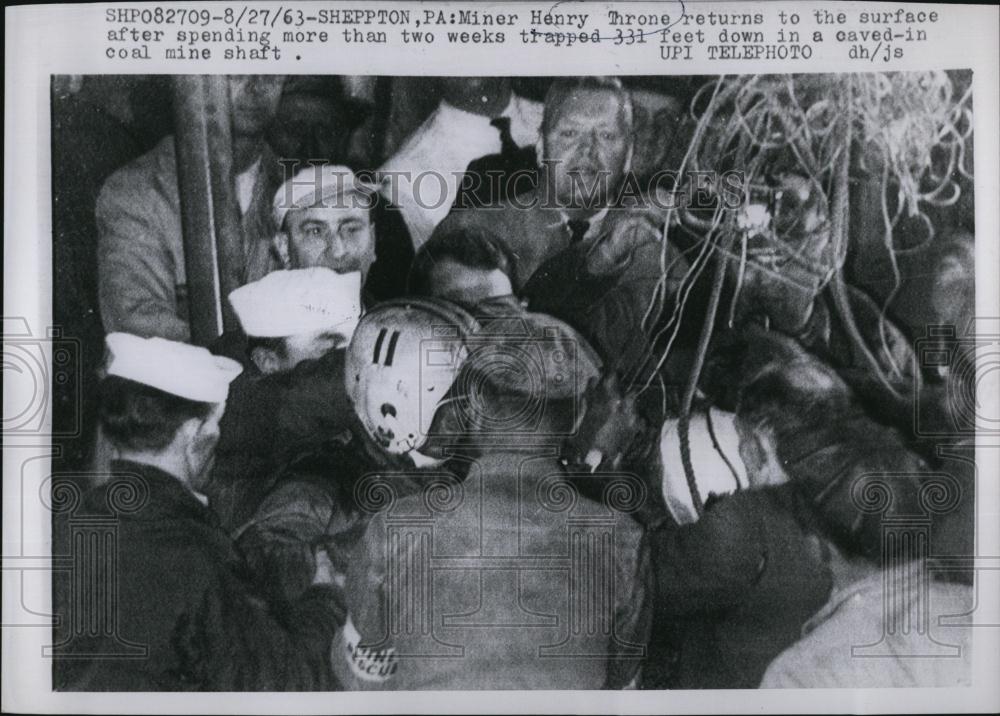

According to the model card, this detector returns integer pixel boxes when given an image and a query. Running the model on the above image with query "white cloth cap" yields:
[229,267,363,339]
[105,333,242,403]
[273,164,378,230]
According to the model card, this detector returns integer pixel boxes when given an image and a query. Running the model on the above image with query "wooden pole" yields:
[171,75,244,345]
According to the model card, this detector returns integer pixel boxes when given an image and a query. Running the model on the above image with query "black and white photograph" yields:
[45,68,980,691]
[4,2,1000,713]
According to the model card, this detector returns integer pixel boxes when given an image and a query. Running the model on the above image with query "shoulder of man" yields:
[378,105,444,171]
[663,488,787,568]
[97,135,178,214]
[706,485,813,533]
[437,185,549,236]
[115,504,232,597]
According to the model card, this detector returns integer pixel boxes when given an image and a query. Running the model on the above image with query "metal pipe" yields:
[171,75,244,344]
[203,76,244,332]
[172,75,221,345]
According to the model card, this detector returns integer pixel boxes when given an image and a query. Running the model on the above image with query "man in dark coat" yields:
[646,484,833,689]
[205,268,363,531]
[433,77,691,384]
[327,298,650,690]
[207,348,356,531]
[52,333,343,691]
[644,325,957,689]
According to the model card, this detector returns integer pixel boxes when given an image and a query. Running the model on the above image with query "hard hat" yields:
[346,296,604,462]
[273,164,379,230]
[345,298,479,461]
[659,407,748,525]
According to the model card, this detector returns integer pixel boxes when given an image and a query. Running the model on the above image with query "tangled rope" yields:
[638,72,972,392]
[635,71,973,510]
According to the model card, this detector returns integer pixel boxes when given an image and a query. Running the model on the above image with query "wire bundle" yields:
[634,72,973,515]
[637,72,973,392]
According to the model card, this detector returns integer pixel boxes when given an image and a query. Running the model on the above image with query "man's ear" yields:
[174,416,203,452]
[362,223,378,277]
[622,134,635,177]
[250,346,282,375]
[272,232,291,268]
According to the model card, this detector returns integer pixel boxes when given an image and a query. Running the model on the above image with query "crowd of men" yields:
[52,75,975,691]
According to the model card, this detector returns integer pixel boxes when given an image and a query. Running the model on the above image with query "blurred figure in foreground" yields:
[53,333,343,690]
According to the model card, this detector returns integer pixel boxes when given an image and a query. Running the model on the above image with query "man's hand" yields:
[587,209,664,276]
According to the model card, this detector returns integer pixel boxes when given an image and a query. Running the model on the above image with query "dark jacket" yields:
[234,431,411,610]
[366,199,417,302]
[333,452,652,690]
[451,146,539,210]
[434,189,689,383]
[52,460,342,691]
[646,485,833,689]
[205,349,354,531]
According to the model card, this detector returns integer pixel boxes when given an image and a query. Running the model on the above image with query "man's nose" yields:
[582,132,602,160]
[328,236,348,259]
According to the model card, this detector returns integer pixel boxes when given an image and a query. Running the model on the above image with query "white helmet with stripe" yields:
[345,298,479,465]
[659,407,749,525]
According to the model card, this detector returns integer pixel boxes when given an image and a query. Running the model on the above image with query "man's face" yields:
[630,89,684,181]
[543,89,631,208]
[228,75,285,137]
[428,259,513,308]
[283,203,376,276]
[280,330,349,371]
[186,402,226,492]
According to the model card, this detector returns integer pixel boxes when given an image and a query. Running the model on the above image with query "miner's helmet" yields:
[345,297,479,466]
[344,296,602,465]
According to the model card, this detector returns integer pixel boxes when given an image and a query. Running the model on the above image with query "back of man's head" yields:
[99,376,214,453]
[408,225,515,306]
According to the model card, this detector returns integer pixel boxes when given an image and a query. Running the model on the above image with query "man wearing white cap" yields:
[272,163,414,305]
[206,268,363,530]
[230,266,362,374]
[52,333,344,691]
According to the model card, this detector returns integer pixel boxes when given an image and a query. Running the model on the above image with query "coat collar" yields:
[102,459,219,526]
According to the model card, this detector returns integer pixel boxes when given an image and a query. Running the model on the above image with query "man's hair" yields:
[407,225,515,297]
[246,335,288,361]
[99,376,214,452]
[541,76,634,137]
